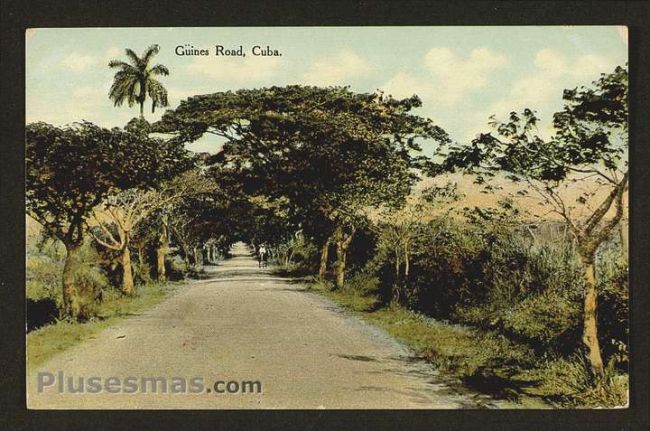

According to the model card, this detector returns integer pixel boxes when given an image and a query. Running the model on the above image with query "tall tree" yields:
[25,122,182,317]
[430,66,628,375]
[155,86,450,288]
[108,44,170,118]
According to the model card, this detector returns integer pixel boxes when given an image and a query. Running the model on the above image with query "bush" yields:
[26,298,59,332]
[534,355,628,407]
[27,236,110,321]
[355,217,628,363]
[26,237,65,305]
[596,253,629,367]
[345,271,380,296]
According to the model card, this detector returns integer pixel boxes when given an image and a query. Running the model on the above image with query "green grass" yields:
[308,281,558,408]
[27,282,180,372]
[311,281,628,407]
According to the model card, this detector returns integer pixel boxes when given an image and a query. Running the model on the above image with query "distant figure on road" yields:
[258,245,268,268]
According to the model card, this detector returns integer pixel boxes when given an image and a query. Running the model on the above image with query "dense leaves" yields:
[26,121,191,246]
[156,85,450,238]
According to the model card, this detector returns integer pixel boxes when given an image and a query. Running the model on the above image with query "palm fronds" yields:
[108,44,169,116]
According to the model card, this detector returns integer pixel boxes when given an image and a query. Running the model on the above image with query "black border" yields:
[1,1,649,430]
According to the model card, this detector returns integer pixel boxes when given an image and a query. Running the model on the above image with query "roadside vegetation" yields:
[25,45,628,408]
[262,67,628,407]
[302,213,627,408]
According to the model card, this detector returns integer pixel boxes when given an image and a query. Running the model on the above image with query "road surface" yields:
[27,243,496,409]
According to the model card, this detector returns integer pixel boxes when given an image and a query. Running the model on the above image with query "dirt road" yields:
[27,243,493,409]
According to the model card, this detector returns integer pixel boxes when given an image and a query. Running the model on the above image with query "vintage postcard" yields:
[25,26,628,409]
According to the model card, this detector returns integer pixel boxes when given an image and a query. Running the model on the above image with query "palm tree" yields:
[108,44,170,118]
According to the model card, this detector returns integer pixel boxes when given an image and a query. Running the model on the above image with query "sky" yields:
[26,26,627,154]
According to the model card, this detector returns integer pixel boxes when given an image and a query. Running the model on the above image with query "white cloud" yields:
[60,53,98,72]
[301,49,371,86]
[380,72,423,99]
[381,47,507,105]
[186,55,283,84]
[498,48,615,110]
[468,48,617,141]
[71,81,113,110]
[423,47,508,103]
[106,47,122,59]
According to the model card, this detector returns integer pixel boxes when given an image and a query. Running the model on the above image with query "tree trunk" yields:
[335,239,347,290]
[137,245,145,267]
[394,251,401,283]
[156,220,168,280]
[181,244,191,272]
[139,101,144,118]
[581,254,604,376]
[193,247,201,269]
[619,193,628,257]
[334,226,355,290]
[287,249,295,268]
[318,238,331,280]
[404,242,410,279]
[619,220,628,256]
[121,244,135,296]
[62,243,82,318]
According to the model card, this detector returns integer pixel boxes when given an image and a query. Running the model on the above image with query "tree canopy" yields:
[155,85,450,233]
[26,120,191,316]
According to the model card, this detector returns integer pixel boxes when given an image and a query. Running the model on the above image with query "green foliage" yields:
[26,121,191,248]
[26,237,65,304]
[27,237,108,311]
[109,45,170,115]
[345,271,380,297]
[270,232,319,274]
[596,249,629,363]
[351,213,627,363]
[155,85,449,243]
[532,355,628,407]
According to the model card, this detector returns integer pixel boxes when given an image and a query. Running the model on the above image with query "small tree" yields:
[374,183,459,304]
[89,170,213,294]
[25,122,175,317]
[431,66,628,375]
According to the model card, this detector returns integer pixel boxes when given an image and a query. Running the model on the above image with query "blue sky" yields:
[26,26,627,153]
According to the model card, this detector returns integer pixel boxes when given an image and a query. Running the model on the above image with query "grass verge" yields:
[27,282,180,372]
[307,280,626,408]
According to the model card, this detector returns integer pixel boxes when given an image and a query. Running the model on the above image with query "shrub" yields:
[357,216,627,362]
[27,236,109,320]
[534,355,628,407]
[596,250,629,367]
[26,237,65,305]
[26,298,59,332]
[134,260,152,285]
[345,271,380,296]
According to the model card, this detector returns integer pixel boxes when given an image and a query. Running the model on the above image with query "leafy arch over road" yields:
[155,86,451,288]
